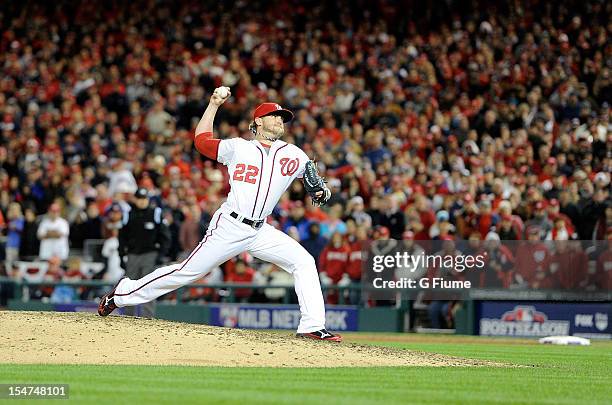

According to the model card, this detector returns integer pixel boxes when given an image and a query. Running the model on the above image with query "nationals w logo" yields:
[279,157,299,176]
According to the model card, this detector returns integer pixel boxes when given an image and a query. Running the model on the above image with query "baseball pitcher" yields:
[99,87,341,342]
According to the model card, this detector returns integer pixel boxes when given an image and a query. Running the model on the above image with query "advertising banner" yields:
[209,304,359,331]
[478,301,611,338]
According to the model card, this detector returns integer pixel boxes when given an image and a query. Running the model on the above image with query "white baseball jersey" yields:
[217,138,309,220]
[112,136,328,334]
[37,216,70,260]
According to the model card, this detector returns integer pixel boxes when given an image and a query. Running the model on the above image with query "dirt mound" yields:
[0,311,495,367]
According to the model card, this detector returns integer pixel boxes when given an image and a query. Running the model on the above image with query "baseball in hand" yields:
[216,87,230,99]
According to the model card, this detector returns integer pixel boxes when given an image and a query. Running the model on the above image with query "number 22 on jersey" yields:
[233,164,259,184]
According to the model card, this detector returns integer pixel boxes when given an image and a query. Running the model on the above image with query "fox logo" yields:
[595,313,608,331]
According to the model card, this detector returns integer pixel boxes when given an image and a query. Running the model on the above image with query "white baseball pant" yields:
[113,208,326,333]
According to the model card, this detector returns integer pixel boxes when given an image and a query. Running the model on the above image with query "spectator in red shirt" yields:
[413,195,435,239]
[165,149,191,178]
[546,199,576,237]
[226,258,257,302]
[319,232,350,285]
[317,113,343,146]
[515,227,552,287]
[346,226,368,282]
[456,194,479,239]
[476,199,499,239]
[546,216,573,241]
[319,231,351,304]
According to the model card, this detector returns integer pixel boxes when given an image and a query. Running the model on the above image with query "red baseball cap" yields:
[253,103,294,123]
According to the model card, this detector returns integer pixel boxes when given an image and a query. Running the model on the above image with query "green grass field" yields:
[1,335,611,404]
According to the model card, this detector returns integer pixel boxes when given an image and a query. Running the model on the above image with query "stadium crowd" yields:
[0,0,610,309]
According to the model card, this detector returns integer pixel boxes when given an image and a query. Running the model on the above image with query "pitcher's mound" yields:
[1,311,493,367]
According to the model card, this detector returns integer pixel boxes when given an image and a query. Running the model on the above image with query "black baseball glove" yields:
[303,160,331,206]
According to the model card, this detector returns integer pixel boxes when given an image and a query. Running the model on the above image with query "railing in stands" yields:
[0,277,364,305]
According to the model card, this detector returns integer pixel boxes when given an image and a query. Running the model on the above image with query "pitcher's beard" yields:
[261,128,283,142]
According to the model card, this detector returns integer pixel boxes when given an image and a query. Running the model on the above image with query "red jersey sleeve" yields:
[194,132,221,161]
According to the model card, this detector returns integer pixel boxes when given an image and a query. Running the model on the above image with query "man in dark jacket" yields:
[380,195,406,240]
[498,215,519,240]
[577,189,609,239]
[119,188,170,317]
[300,223,328,267]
